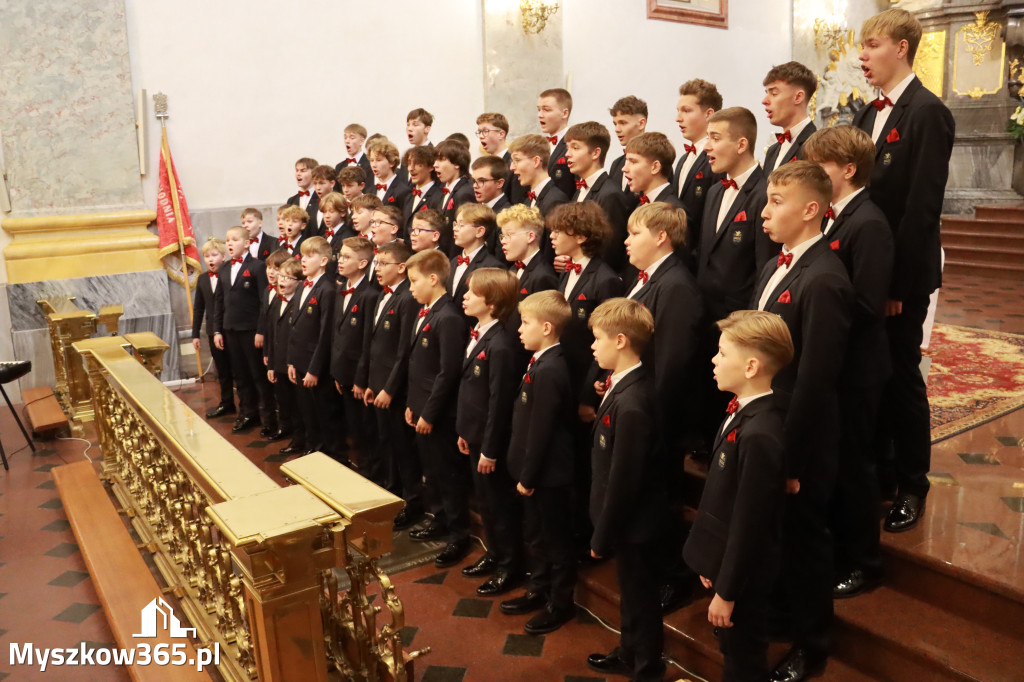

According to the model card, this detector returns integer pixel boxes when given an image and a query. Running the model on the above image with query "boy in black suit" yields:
[319,192,354,255]
[212,226,271,433]
[753,162,854,681]
[351,194,383,244]
[241,208,276,261]
[256,249,290,439]
[335,123,374,192]
[608,95,648,195]
[355,241,422,529]
[537,88,577,198]
[674,79,723,257]
[804,125,894,599]
[623,132,680,208]
[279,205,308,259]
[286,156,319,217]
[404,145,443,239]
[434,140,476,230]
[683,310,794,682]
[265,258,304,456]
[448,204,503,321]
[498,205,558,341]
[499,291,576,634]
[192,238,234,418]
[762,62,818,173]
[369,205,403,255]
[565,121,631,274]
[854,7,955,533]
[471,156,512,256]
[287,237,343,461]
[409,209,447,255]
[406,107,433,148]
[330,237,379,480]
[586,298,666,682]
[403,250,471,567]
[477,112,526,205]
[509,134,570,218]
[368,137,411,219]
[310,165,339,238]
[338,165,368,203]
[456,268,524,596]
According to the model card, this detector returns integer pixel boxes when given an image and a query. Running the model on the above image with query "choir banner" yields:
[156,137,200,287]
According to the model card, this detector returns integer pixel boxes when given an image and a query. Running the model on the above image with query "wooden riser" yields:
[942,217,1024,235]
[945,261,1024,281]
[942,246,1024,268]
[972,205,1024,221]
[942,231,1024,251]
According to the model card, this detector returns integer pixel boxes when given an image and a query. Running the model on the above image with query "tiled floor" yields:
[1,271,1022,681]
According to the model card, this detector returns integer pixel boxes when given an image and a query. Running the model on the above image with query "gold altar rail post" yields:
[73,336,424,682]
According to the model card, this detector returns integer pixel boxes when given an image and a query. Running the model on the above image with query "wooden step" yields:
[972,205,1024,222]
[945,259,1024,281]
[942,245,1024,269]
[21,386,68,433]
[941,217,1024,236]
[941,229,1024,251]
[53,461,212,682]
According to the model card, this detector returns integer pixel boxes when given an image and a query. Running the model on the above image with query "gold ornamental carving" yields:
[914,30,946,97]
[953,12,1006,99]
[961,11,1000,66]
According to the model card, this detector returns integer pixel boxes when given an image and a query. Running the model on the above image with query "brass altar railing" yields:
[73,336,426,682]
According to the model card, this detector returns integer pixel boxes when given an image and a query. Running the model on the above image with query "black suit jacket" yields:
[683,395,786,601]
[329,277,378,386]
[672,151,719,262]
[529,180,570,217]
[286,275,337,378]
[404,182,445,239]
[448,248,504,318]
[558,258,625,400]
[263,295,296,375]
[547,137,577,198]
[335,153,374,190]
[609,154,641,211]
[406,294,469,423]
[255,280,278,339]
[485,195,514,257]
[501,150,528,205]
[752,239,854,480]
[506,345,574,489]
[762,121,817,173]
[439,177,477,229]
[213,256,267,333]
[286,191,320,238]
[379,176,413,225]
[853,77,955,299]
[249,232,277,261]
[574,172,631,274]
[697,165,778,322]
[825,191,894,388]
[192,271,222,338]
[456,323,518,460]
[590,367,666,556]
[357,280,418,395]
[506,255,559,339]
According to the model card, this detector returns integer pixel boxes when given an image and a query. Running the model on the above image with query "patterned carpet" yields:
[927,324,1024,442]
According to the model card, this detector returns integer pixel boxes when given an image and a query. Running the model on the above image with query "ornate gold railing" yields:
[73,336,427,682]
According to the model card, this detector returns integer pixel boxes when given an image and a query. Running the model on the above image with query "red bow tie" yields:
[514,261,526,269]
[825,207,835,220]
[683,143,697,155]
[326,229,336,239]
[604,375,612,390]
[376,183,387,191]
[776,130,792,144]
[871,96,893,111]
[418,307,428,318]
[382,285,393,295]
[346,158,357,164]
[412,188,422,197]
[637,270,649,284]
[303,279,314,287]
[777,251,793,268]
[457,255,470,266]
[278,294,287,302]
[209,272,218,279]
[567,260,582,274]
[726,397,739,414]
[529,356,536,366]
[248,237,258,245]
[638,194,650,205]
[267,284,274,292]
[575,179,588,190]
[341,287,355,295]
[547,135,558,145]
[470,329,480,340]
[721,178,738,190]
[278,235,287,243]
[298,190,310,197]
[527,191,537,201]
[442,187,451,195]
[231,257,242,265]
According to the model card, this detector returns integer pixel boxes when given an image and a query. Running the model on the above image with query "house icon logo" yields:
[133,597,197,638]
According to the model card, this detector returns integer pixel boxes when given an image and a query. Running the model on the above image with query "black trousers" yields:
[617,539,666,681]
[877,294,932,497]
[717,589,771,682]
[468,444,522,572]
[416,415,471,543]
[375,398,420,508]
[271,375,300,442]
[295,377,343,458]
[523,485,577,612]
[341,389,378,483]
[831,383,884,574]
[224,330,273,424]
[207,336,234,408]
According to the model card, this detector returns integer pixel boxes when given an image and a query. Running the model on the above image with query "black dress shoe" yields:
[259,426,275,438]
[278,443,306,456]
[499,591,547,615]
[265,429,291,443]
[462,555,497,577]
[231,416,259,433]
[409,522,447,542]
[884,493,924,533]
[586,649,632,676]
[393,508,424,531]
[659,581,696,615]
[476,571,522,597]
[434,539,471,568]
[770,646,826,682]
[205,404,235,419]
[833,568,882,599]
[524,605,575,635]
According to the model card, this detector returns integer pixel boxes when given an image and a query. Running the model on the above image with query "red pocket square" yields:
[830,240,840,250]
[387,196,395,203]
[310,296,317,305]
[602,414,611,427]
[386,309,395,315]
[787,155,797,164]
[557,156,567,165]
[446,198,454,210]
[351,304,359,312]
[777,290,791,303]
[524,374,532,383]
[577,293,586,301]
[243,269,251,276]
[695,171,704,179]
[726,429,737,442]
[734,210,747,222]
[520,287,528,295]
[419,205,427,212]
[477,350,486,360]
[423,323,431,332]
[886,128,900,143]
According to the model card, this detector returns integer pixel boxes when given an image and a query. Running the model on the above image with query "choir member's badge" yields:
[577,306,586,320]
[883,152,892,167]
[717,451,726,469]
[473,364,481,377]
[421,337,429,348]
[383,320,391,330]
[307,306,313,314]
[243,281,250,289]
[732,229,743,244]
[521,390,528,404]
[350,316,358,326]
[695,186,703,197]
[555,169,563,178]
[599,434,607,449]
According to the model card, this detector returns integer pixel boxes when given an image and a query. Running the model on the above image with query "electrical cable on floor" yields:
[55,435,94,462]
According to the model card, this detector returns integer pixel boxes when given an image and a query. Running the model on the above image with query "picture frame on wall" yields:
[646,0,728,29]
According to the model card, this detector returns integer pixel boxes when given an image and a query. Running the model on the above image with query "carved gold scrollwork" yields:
[962,11,1000,66]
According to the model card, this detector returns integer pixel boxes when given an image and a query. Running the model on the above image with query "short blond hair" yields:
[518,290,571,337]
[861,8,923,64]
[589,298,654,354]
[241,207,263,221]
[201,237,227,256]
[768,161,832,216]
[367,137,400,169]
[467,268,519,322]
[280,205,308,223]
[225,225,247,240]
[279,258,303,279]
[628,203,688,250]
[319,191,349,215]
[716,310,794,375]
[406,248,450,282]
[497,204,545,235]
[508,134,552,166]
[341,236,374,261]
[300,236,331,258]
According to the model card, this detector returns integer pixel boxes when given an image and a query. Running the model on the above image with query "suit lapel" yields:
[567,259,597,301]
[681,152,708,191]
[708,167,762,253]
[374,281,405,332]
[764,242,825,310]
[874,78,919,156]
[463,323,497,370]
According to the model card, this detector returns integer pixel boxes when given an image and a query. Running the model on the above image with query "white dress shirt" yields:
[627,252,672,298]
[871,72,916,143]
[757,234,823,310]
[769,117,812,172]
[717,164,758,232]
